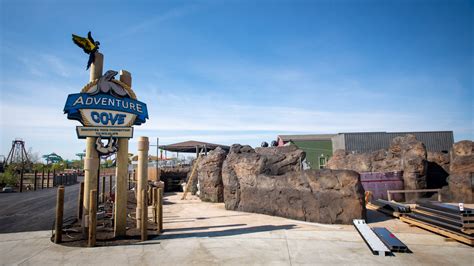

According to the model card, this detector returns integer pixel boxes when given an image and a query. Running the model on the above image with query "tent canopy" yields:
[159,140,230,153]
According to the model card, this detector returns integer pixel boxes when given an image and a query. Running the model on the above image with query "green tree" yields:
[0,165,19,186]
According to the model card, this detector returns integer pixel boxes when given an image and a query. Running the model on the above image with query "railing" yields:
[8,169,79,192]
[387,189,442,202]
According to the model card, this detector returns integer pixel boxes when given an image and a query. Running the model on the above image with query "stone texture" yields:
[197,147,227,202]
[448,140,473,203]
[427,152,450,173]
[327,134,428,202]
[222,144,365,224]
[254,145,305,174]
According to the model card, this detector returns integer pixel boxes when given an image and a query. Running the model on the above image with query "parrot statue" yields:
[72,31,100,70]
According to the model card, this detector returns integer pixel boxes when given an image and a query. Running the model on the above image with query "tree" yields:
[0,165,19,186]
[27,148,41,164]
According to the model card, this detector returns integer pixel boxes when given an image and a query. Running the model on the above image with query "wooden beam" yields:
[400,216,473,246]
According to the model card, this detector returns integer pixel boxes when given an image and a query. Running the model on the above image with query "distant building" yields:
[277,134,336,169]
[277,131,454,169]
[332,131,454,153]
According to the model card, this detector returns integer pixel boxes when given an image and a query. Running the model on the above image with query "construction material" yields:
[88,189,97,247]
[417,201,473,215]
[400,216,474,246]
[353,219,391,256]
[412,201,474,234]
[387,189,442,202]
[374,199,411,213]
[366,202,401,218]
[367,199,410,218]
[54,186,65,244]
[181,155,201,200]
[372,227,410,253]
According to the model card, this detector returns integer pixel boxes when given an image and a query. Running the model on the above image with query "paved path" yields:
[0,193,472,265]
[0,180,82,233]
[0,176,115,234]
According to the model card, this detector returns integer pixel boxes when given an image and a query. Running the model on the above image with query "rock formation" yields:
[197,147,227,202]
[448,140,473,203]
[222,144,365,224]
[327,134,428,202]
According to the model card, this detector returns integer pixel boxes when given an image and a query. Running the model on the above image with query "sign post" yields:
[82,52,102,237]
[114,70,132,236]
[64,39,148,238]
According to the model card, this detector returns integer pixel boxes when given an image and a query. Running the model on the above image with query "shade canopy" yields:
[159,140,230,153]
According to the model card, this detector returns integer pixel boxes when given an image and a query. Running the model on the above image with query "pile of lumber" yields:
[401,201,473,246]
[366,199,411,218]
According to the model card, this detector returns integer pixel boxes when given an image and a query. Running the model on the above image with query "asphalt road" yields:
[0,177,87,234]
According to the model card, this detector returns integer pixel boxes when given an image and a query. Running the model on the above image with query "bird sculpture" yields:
[89,70,130,98]
[71,31,100,70]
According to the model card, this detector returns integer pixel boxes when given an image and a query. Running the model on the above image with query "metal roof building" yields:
[277,134,336,169]
[332,131,454,153]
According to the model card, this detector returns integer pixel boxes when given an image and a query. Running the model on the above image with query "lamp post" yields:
[149,138,159,181]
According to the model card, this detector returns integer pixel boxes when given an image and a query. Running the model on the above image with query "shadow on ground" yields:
[365,209,392,223]
[152,224,296,240]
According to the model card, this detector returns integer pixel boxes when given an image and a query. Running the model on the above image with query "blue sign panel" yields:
[64,93,148,126]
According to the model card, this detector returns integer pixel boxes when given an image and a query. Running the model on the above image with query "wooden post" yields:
[47,169,50,188]
[109,175,113,199]
[158,188,163,233]
[141,189,147,241]
[147,186,152,205]
[53,169,56,187]
[19,167,24,192]
[41,167,45,189]
[83,52,102,237]
[54,186,65,244]
[97,171,100,205]
[78,182,84,220]
[152,187,157,224]
[88,189,97,247]
[34,170,37,191]
[136,136,149,228]
[102,175,106,203]
[113,70,131,237]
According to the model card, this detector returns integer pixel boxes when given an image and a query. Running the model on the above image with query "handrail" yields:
[387,189,442,202]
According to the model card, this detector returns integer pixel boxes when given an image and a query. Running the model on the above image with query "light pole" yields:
[149,137,159,181]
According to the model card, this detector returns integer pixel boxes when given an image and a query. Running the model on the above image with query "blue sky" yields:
[0,0,472,160]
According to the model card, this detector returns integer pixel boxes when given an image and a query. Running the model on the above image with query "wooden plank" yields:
[400,216,474,246]
[461,229,474,235]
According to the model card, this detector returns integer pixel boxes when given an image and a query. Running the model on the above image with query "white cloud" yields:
[18,53,84,78]
[115,5,197,39]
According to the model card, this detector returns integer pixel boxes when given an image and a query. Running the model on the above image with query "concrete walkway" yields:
[1,193,472,265]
